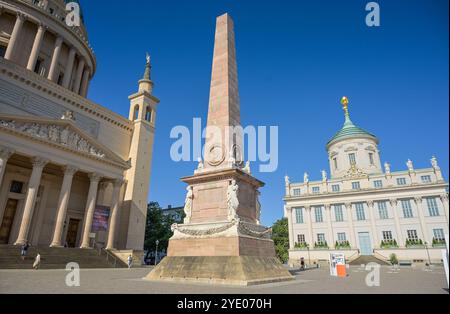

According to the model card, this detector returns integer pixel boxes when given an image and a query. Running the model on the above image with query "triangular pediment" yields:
[0,114,130,169]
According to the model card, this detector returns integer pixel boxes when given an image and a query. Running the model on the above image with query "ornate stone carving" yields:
[431,156,439,169]
[414,197,422,204]
[321,170,327,182]
[304,172,309,184]
[171,219,238,236]
[227,180,239,220]
[406,159,414,172]
[367,200,374,207]
[440,194,448,203]
[0,120,106,159]
[343,164,368,179]
[61,110,75,121]
[183,186,194,224]
[389,199,398,207]
[285,175,290,186]
[384,162,391,175]
[243,161,251,174]
[238,221,272,239]
[196,158,204,170]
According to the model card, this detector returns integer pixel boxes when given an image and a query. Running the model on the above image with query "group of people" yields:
[20,242,40,270]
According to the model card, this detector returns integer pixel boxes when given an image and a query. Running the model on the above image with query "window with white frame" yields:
[377,201,389,219]
[332,184,340,192]
[297,234,306,244]
[312,186,320,194]
[401,199,413,218]
[295,207,304,224]
[355,203,366,221]
[373,180,383,188]
[426,197,440,217]
[397,178,407,186]
[293,188,301,196]
[433,229,445,242]
[317,233,326,245]
[421,175,432,183]
[382,231,393,241]
[337,232,347,243]
[407,230,418,241]
[314,206,323,223]
[352,182,361,190]
[348,153,356,165]
[334,204,344,222]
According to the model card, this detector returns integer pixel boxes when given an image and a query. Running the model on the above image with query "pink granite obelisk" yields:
[146,13,293,286]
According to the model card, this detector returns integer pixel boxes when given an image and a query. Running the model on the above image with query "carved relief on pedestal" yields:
[0,119,105,158]
[227,179,239,221]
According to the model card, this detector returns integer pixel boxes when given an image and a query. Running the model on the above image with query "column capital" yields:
[112,177,125,188]
[414,196,422,204]
[63,165,78,176]
[389,199,398,206]
[366,200,375,207]
[345,202,352,209]
[304,205,311,211]
[440,194,449,203]
[0,147,15,159]
[37,22,48,30]
[55,36,64,46]
[32,157,49,169]
[16,12,27,21]
[88,172,102,183]
[324,204,332,210]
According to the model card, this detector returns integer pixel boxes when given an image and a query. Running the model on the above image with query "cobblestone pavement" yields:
[0,265,448,294]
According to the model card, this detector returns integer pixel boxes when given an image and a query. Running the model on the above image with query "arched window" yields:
[145,106,152,122]
[133,105,139,121]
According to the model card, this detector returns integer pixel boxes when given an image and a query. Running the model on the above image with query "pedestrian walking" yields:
[21,241,30,260]
[127,254,133,269]
[33,252,41,270]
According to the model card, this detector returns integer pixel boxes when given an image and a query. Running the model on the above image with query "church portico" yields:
[0,123,128,249]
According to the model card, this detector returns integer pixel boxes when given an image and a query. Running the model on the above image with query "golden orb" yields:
[341,96,349,107]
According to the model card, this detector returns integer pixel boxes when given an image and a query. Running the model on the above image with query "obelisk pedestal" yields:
[145,13,293,286]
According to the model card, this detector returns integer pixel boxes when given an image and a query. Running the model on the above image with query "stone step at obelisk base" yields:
[145,13,293,286]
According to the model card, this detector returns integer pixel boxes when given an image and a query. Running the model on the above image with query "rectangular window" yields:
[382,231,393,241]
[317,233,326,245]
[407,230,418,241]
[426,198,440,217]
[401,199,413,218]
[297,234,306,244]
[337,232,347,243]
[314,206,323,223]
[377,201,389,219]
[333,158,338,170]
[352,182,361,190]
[334,205,344,222]
[373,180,383,188]
[295,207,304,224]
[312,187,320,194]
[293,188,301,196]
[433,229,445,242]
[57,72,64,85]
[355,203,365,221]
[331,184,340,192]
[421,175,432,183]
[10,181,24,194]
[349,153,356,165]
[397,178,407,186]
[369,153,374,165]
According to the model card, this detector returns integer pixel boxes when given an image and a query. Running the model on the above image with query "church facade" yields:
[0,0,159,253]
[284,97,448,265]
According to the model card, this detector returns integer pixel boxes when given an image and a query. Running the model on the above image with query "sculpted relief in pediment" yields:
[0,119,106,159]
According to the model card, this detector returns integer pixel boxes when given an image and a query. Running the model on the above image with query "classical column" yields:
[0,147,15,188]
[440,194,449,225]
[4,13,26,60]
[305,206,313,247]
[62,47,76,88]
[286,206,294,249]
[50,165,78,247]
[325,204,335,248]
[414,197,430,244]
[367,201,379,248]
[390,199,404,247]
[80,173,101,248]
[72,58,85,94]
[106,178,124,250]
[48,36,64,81]
[345,203,356,249]
[27,23,46,71]
[14,157,48,245]
[80,67,91,97]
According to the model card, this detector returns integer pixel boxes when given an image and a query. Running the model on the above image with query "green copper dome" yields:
[327,98,378,148]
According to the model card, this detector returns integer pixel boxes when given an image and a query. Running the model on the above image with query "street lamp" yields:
[154,239,159,266]
[424,241,431,266]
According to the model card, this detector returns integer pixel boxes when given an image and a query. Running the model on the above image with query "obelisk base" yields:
[145,255,293,286]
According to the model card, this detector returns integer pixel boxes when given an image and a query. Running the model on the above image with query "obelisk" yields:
[146,13,293,286]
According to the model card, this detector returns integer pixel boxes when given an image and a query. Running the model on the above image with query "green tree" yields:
[272,218,289,263]
[144,202,177,254]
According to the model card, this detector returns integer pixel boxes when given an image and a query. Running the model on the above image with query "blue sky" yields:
[81,0,449,226]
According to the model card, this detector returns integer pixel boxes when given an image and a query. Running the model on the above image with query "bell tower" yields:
[122,54,160,250]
